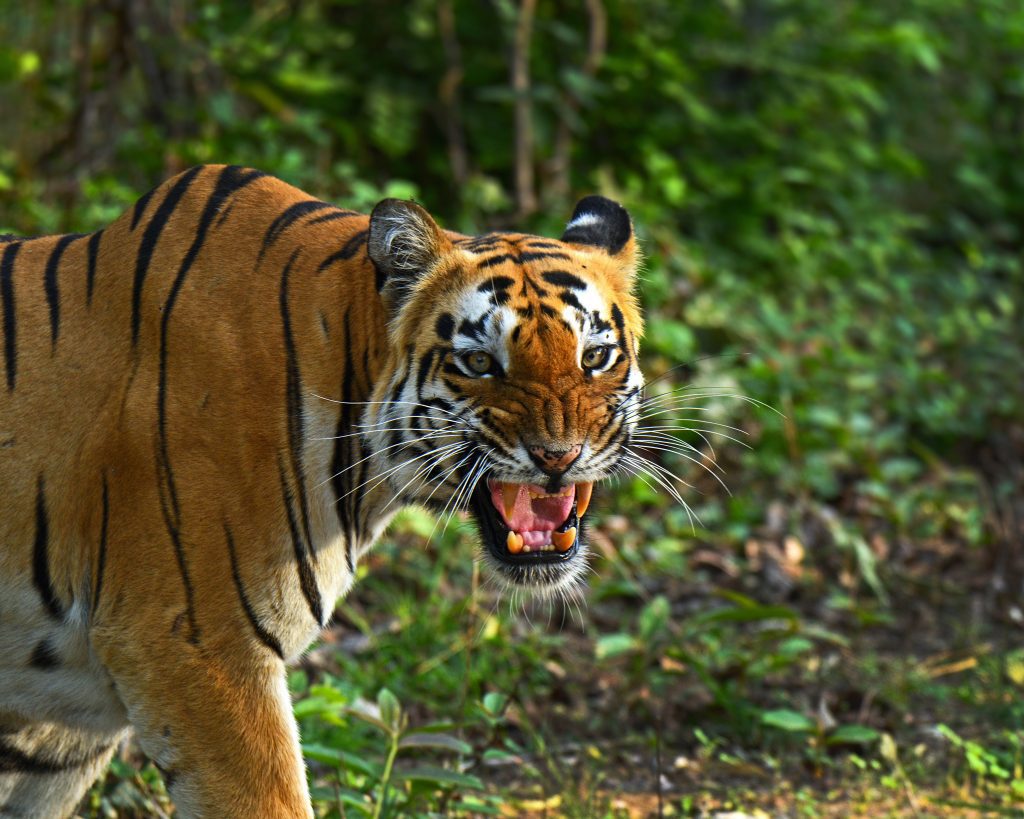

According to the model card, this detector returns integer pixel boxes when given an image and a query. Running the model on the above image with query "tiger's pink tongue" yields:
[488,482,574,532]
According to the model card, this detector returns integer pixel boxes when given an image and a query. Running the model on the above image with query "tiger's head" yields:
[364,196,643,594]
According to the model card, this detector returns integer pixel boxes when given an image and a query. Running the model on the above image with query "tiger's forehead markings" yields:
[476,276,516,306]
[458,233,574,270]
[446,234,626,370]
[541,271,586,290]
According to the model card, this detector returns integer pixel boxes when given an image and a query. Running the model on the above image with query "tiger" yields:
[0,164,644,818]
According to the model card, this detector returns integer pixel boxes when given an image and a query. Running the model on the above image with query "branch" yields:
[511,0,537,218]
[437,0,470,188]
[548,0,606,203]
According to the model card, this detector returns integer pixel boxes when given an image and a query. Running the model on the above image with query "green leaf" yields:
[639,595,671,641]
[398,732,472,755]
[377,688,402,734]
[482,692,508,717]
[694,604,799,626]
[760,709,815,733]
[301,743,379,778]
[826,725,881,746]
[345,704,390,735]
[595,633,639,660]
[396,765,484,790]
[448,796,504,815]
[293,695,348,720]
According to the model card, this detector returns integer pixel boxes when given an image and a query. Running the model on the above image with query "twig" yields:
[437,0,470,188]
[548,0,607,202]
[511,0,537,218]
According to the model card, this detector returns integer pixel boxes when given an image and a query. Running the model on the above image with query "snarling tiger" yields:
[0,165,643,817]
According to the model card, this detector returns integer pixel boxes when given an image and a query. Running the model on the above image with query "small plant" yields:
[936,724,1024,798]
[298,685,496,817]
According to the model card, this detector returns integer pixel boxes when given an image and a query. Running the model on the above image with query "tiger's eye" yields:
[582,346,611,370]
[465,351,495,375]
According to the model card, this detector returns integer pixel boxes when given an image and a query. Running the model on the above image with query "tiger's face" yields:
[365,196,643,593]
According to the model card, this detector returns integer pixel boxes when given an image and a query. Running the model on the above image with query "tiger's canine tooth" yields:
[501,483,519,519]
[552,527,576,552]
[575,482,593,518]
[506,530,524,554]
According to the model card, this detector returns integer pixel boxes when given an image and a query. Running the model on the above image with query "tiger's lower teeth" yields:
[505,528,575,554]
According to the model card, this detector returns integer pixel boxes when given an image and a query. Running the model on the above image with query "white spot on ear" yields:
[564,212,603,232]
[378,210,435,273]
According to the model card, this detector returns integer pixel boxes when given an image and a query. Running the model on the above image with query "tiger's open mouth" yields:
[469,478,593,575]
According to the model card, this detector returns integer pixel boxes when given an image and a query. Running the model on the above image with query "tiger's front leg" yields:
[91,632,313,818]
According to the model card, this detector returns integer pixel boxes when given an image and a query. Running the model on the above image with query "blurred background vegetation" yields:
[2,0,1023,816]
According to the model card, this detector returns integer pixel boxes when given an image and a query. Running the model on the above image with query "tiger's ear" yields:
[368,199,452,310]
[561,195,638,283]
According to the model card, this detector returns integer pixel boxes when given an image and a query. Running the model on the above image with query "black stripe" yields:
[416,348,437,393]
[477,253,516,269]
[611,303,626,348]
[542,270,586,290]
[131,184,158,230]
[279,247,317,557]
[155,165,263,645]
[43,234,83,348]
[159,764,179,791]
[478,275,516,292]
[0,738,112,775]
[30,639,59,669]
[279,456,324,626]
[351,443,369,544]
[389,346,413,403]
[463,234,503,252]
[306,210,358,227]
[32,476,64,620]
[86,229,103,305]
[151,497,186,639]
[224,523,285,659]
[1,241,19,391]
[523,274,549,299]
[92,473,109,615]
[561,290,583,311]
[261,200,333,259]
[132,165,203,345]
[331,309,357,574]
[457,315,488,340]
[520,251,571,263]
[435,312,455,340]
[317,230,369,273]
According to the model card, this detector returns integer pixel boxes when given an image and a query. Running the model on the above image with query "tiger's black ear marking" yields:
[561,195,632,256]
[368,199,450,312]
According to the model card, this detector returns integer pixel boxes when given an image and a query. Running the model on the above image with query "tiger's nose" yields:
[527,444,582,476]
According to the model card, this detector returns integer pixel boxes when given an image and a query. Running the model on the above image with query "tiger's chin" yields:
[468,478,595,594]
